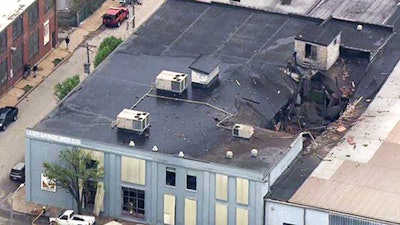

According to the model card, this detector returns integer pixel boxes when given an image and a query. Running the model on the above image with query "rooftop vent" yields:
[129,140,135,147]
[357,24,363,31]
[116,109,150,134]
[226,151,233,159]
[152,146,158,152]
[232,124,254,139]
[189,55,220,88]
[155,70,190,94]
[178,151,185,158]
[251,149,258,157]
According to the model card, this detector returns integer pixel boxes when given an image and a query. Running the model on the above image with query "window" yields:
[29,30,39,59]
[236,177,248,205]
[305,43,317,60]
[216,174,228,201]
[12,45,23,73]
[0,59,7,88]
[13,17,23,40]
[0,32,6,54]
[43,20,50,45]
[44,0,55,12]
[184,198,196,225]
[121,156,146,185]
[187,174,197,191]
[85,159,98,169]
[122,187,145,218]
[236,208,248,225]
[215,203,227,225]
[166,167,176,187]
[28,1,39,26]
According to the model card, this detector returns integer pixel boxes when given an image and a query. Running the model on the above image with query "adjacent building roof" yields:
[289,61,400,224]
[268,9,400,223]
[0,0,35,32]
[295,24,341,46]
[189,54,220,74]
[32,0,395,174]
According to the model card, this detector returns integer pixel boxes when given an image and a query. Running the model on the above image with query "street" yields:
[0,8,136,224]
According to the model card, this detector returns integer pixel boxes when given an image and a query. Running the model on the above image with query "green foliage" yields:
[54,75,80,102]
[52,58,63,67]
[23,84,33,93]
[43,149,104,214]
[94,36,123,68]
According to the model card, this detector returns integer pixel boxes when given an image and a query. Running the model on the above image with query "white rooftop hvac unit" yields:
[155,70,190,94]
[232,124,254,139]
[116,109,150,133]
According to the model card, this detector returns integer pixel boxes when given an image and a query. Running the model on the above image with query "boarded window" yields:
[0,59,7,88]
[184,198,196,225]
[236,177,248,205]
[0,32,6,54]
[121,156,146,185]
[122,187,145,218]
[13,17,23,40]
[164,194,175,225]
[216,174,228,201]
[44,0,55,12]
[215,203,227,225]
[12,45,23,73]
[305,43,317,60]
[43,20,50,45]
[29,29,39,59]
[28,1,39,26]
[236,208,248,225]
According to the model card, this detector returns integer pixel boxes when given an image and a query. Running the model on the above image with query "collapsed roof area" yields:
[34,0,397,171]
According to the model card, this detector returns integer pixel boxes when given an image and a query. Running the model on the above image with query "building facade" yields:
[0,0,57,96]
[26,129,303,225]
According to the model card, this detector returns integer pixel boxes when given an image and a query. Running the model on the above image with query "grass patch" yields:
[52,58,64,67]
[23,84,33,93]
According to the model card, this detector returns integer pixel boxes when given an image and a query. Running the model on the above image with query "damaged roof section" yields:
[0,0,36,32]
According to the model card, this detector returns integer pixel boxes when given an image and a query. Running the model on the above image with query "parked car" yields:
[9,162,25,183]
[102,7,129,27]
[49,210,95,225]
[0,106,18,131]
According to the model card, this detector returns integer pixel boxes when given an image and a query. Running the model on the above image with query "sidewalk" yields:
[2,0,165,223]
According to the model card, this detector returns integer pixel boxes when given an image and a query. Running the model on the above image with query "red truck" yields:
[102,7,129,27]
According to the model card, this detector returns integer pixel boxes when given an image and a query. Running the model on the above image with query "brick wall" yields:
[0,0,58,96]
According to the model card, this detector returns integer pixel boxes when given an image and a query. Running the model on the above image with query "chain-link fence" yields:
[76,0,107,26]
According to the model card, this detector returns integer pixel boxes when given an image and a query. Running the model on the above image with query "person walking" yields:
[65,36,70,50]
[32,64,38,78]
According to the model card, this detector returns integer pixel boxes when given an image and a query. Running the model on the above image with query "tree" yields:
[94,36,123,68]
[43,149,103,214]
[54,75,80,102]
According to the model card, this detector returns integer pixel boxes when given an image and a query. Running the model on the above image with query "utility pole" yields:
[79,42,96,76]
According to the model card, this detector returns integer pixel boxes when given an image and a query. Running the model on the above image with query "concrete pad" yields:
[0,94,18,106]
[15,79,38,89]
[7,88,25,98]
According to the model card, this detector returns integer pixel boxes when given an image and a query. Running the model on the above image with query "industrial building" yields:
[0,0,58,96]
[25,0,400,224]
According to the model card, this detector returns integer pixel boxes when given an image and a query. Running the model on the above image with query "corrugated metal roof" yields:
[0,0,36,33]
[289,60,400,224]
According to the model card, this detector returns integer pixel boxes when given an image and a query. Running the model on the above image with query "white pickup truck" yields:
[49,210,96,225]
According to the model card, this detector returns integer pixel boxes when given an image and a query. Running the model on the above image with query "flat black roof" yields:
[295,24,341,46]
[33,0,396,173]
